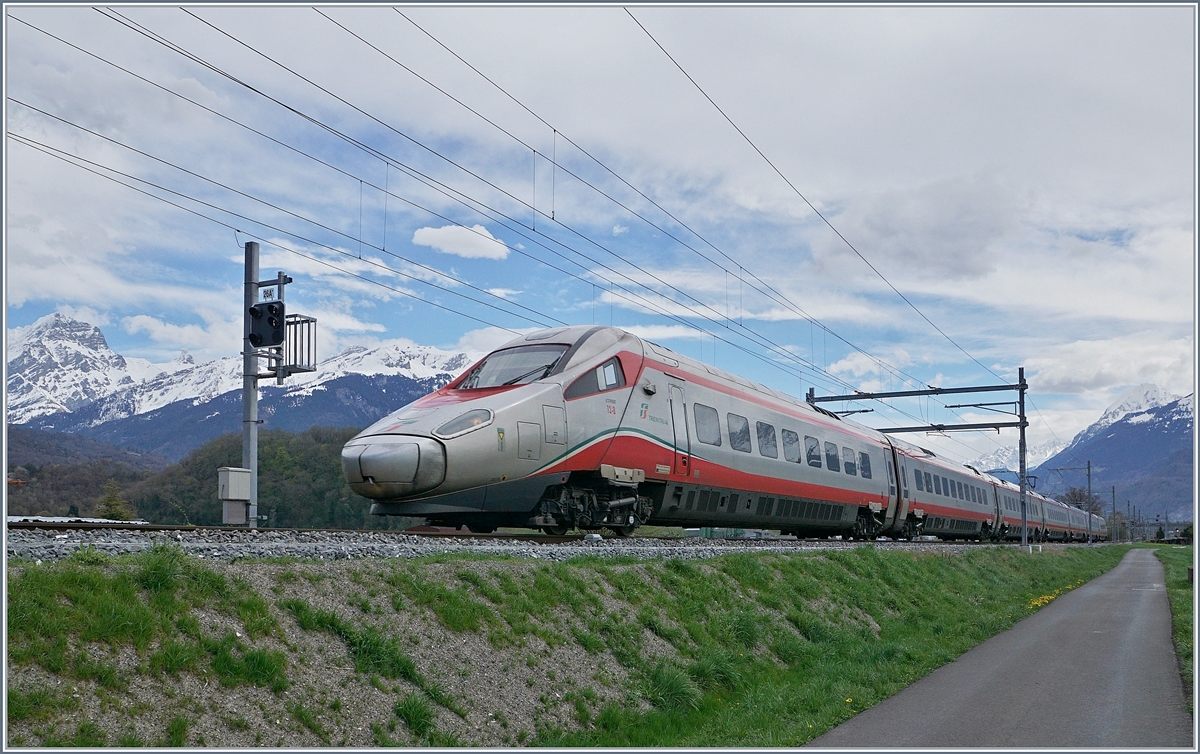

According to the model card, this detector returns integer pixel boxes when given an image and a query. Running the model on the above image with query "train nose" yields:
[342,435,446,499]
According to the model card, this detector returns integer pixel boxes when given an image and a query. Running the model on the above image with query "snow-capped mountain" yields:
[6,313,479,429]
[1032,390,1193,521]
[5,313,196,423]
[1064,383,1182,451]
[962,385,1193,521]
[968,440,1068,475]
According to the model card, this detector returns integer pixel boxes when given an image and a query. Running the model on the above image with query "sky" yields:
[4,4,1196,467]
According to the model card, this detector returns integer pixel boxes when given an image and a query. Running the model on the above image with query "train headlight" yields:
[433,409,494,439]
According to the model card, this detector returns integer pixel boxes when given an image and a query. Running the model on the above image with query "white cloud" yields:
[122,314,240,354]
[452,326,536,354]
[412,225,508,260]
[486,288,522,300]
[1025,333,1193,396]
[56,304,110,327]
[621,324,708,341]
[612,224,628,235]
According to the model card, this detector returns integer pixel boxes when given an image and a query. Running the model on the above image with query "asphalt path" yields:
[809,548,1193,748]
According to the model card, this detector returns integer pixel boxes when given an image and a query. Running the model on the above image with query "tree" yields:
[1155,526,1166,541]
[1056,486,1104,515]
[96,480,136,521]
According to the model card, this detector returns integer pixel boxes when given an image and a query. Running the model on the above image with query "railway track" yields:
[5,519,582,543]
[2,516,1089,545]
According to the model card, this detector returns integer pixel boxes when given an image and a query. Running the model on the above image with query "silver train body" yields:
[341,326,1108,541]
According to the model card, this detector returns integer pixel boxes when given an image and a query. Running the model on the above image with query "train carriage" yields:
[342,325,1103,542]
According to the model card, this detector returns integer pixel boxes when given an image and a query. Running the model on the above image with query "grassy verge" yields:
[1151,545,1193,714]
[530,545,1128,746]
[8,543,1128,747]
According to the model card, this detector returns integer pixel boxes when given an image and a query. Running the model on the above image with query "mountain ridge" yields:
[7,312,478,427]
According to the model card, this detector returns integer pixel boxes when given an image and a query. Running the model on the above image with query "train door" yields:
[668,384,690,476]
[882,443,907,533]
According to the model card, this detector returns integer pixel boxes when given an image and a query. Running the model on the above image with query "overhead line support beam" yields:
[807,369,1031,546]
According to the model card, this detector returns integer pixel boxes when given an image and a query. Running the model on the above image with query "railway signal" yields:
[219,241,317,527]
[248,300,286,347]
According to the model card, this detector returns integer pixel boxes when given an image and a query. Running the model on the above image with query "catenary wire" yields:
[6,133,522,335]
[10,13,850,404]
[37,10,998,458]
[359,7,1015,450]
[8,97,566,329]
[11,12,1005,462]
[80,9,869,391]
[624,8,1001,383]
[392,7,943,395]
[111,6,993,439]
[623,8,1062,447]
[10,128,993,463]
[5,130,553,331]
[166,6,858,388]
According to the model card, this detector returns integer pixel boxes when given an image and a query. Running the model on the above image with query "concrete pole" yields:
[243,241,259,528]
[1086,459,1092,544]
[1019,367,1028,548]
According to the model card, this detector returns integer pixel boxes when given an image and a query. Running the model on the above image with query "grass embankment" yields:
[7,544,1127,747]
[1150,545,1193,714]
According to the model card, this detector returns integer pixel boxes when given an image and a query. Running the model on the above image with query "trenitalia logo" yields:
[639,403,649,419]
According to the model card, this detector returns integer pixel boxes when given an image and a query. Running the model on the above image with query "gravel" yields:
[6,527,1006,563]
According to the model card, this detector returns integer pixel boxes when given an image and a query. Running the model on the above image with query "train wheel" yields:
[609,524,639,538]
[541,524,568,536]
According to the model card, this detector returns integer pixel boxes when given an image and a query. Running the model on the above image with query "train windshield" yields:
[459,344,569,389]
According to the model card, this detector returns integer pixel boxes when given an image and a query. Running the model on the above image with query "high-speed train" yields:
[341,325,1107,541]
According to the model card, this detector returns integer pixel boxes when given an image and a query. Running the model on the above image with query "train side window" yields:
[805,436,822,467]
[757,422,778,458]
[781,429,801,463]
[859,452,872,479]
[886,458,896,497]
[969,486,977,504]
[824,442,841,472]
[564,357,625,399]
[924,472,932,493]
[915,469,925,491]
[727,413,752,453]
[933,475,942,495]
[900,466,909,498]
[957,481,964,500]
[693,404,722,446]
[842,447,857,475]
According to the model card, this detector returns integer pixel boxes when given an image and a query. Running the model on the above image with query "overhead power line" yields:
[11,11,1009,462]
[16,11,851,400]
[82,8,866,392]
[6,133,523,335]
[623,7,1063,447]
[389,7,937,395]
[624,8,1002,384]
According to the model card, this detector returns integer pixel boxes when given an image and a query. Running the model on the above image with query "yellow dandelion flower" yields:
[846,698,852,703]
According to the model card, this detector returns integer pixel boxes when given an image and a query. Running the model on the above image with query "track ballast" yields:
[6,522,1078,564]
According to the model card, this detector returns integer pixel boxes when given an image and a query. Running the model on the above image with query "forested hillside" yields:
[7,427,414,531]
